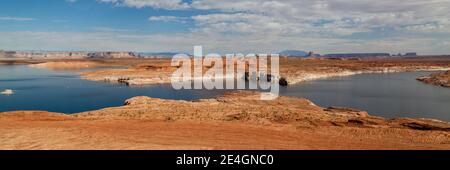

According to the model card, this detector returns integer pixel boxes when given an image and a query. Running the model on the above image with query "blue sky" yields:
[1,0,450,55]
[0,0,196,33]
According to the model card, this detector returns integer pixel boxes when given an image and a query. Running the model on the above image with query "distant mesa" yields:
[279,50,309,57]
[87,52,137,59]
[1,89,14,95]
[404,52,418,57]
[0,50,138,59]
[0,50,188,59]
[278,50,421,58]
[1,49,422,59]
[324,53,391,58]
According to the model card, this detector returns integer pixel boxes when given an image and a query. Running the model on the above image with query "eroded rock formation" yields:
[417,71,450,88]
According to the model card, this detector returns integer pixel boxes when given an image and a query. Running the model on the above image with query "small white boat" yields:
[1,89,14,95]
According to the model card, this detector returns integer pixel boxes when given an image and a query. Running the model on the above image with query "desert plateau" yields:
[1,57,450,150]
[4,1,450,168]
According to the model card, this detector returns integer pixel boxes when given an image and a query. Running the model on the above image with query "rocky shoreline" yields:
[80,62,450,86]
[23,58,450,86]
[1,91,449,149]
[285,66,450,85]
[417,71,450,88]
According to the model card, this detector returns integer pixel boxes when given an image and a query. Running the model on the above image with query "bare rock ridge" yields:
[417,71,450,88]
[76,91,450,132]
[79,58,450,86]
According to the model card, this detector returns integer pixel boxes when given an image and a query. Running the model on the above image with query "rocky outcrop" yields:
[324,107,369,118]
[79,57,450,86]
[88,52,137,59]
[417,71,450,88]
[81,66,175,85]
[1,89,14,95]
[279,77,288,86]
[284,66,450,85]
[76,91,450,131]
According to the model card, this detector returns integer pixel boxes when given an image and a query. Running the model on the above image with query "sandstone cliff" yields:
[0,51,138,59]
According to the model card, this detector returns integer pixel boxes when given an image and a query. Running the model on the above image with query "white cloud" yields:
[97,0,189,9]
[0,16,34,21]
[96,0,450,37]
[193,0,450,34]
[149,16,188,23]
[3,0,450,54]
[91,26,137,32]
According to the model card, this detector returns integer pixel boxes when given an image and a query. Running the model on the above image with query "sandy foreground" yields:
[1,57,450,150]
[0,91,449,150]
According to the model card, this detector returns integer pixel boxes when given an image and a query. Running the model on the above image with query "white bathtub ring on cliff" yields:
[170,46,280,100]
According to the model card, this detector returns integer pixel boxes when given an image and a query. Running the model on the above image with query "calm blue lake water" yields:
[0,65,229,113]
[281,72,450,121]
[1,65,449,121]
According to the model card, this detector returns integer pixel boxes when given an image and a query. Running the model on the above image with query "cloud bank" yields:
[2,0,450,55]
